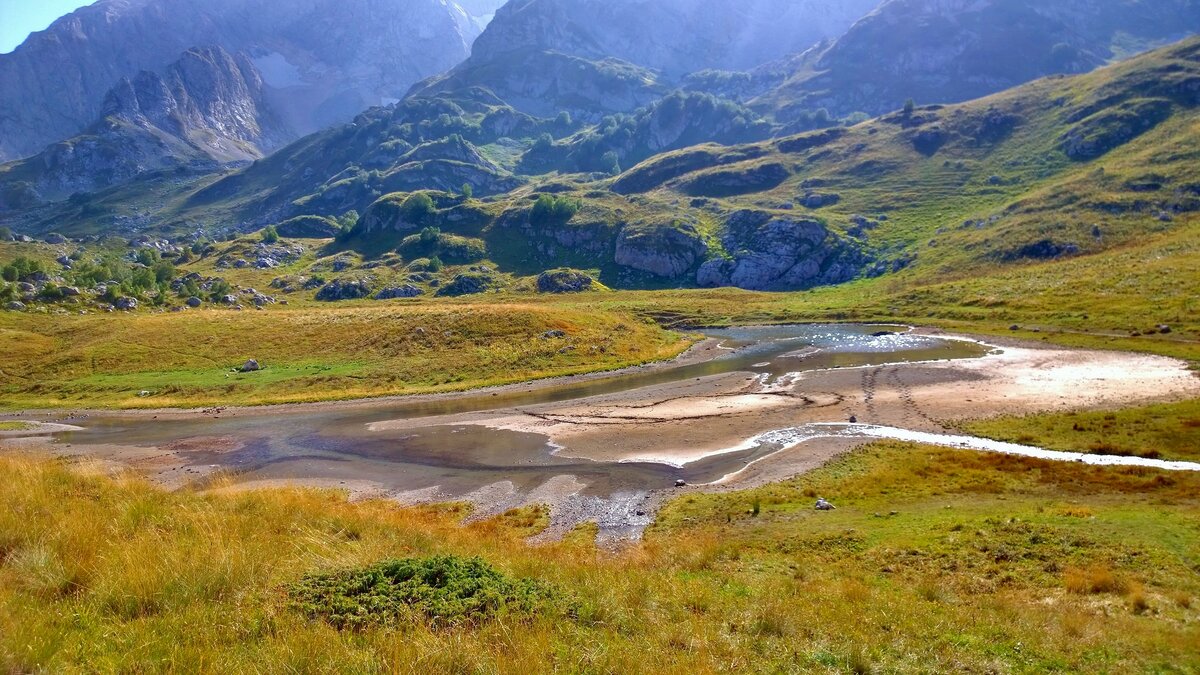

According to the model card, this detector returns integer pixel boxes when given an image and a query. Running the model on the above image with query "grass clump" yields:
[289,555,560,629]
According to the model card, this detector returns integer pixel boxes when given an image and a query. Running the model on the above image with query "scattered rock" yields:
[815,498,836,511]
[542,330,567,339]
[113,297,138,311]
[4,301,26,311]
[675,479,688,488]
[186,296,203,308]
[240,359,261,373]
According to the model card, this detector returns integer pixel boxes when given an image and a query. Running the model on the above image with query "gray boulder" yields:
[114,297,138,311]
[186,296,203,308]
[815,498,836,511]
[240,359,261,373]
[374,285,424,300]
[4,301,26,311]
[536,269,595,294]
[315,278,373,301]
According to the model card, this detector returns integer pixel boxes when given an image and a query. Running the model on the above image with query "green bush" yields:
[400,193,437,226]
[289,555,560,630]
[262,225,280,244]
[1,256,46,282]
[529,194,580,227]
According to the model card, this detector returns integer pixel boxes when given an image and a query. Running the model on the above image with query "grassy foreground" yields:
[1,439,1197,673]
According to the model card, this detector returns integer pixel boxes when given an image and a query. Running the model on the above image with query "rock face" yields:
[614,221,707,279]
[0,0,492,162]
[411,0,879,117]
[696,210,867,291]
[0,46,286,202]
[760,0,1200,121]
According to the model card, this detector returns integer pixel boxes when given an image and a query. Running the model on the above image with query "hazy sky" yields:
[0,0,91,54]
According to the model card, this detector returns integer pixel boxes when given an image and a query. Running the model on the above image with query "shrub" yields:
[262,226,280,244]
[288,555,560,629]
[1,256,46,282]
[529,194,580,226]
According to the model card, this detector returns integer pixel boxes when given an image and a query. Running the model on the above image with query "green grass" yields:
[0,421,33,431]
[960,399,1200,462]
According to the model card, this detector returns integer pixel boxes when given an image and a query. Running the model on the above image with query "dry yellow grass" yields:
[2,439,1198,672]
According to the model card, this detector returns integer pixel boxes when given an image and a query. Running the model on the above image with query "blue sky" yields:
[0,0,91,54]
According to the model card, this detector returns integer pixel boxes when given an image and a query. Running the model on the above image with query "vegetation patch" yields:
[289,555,560,629]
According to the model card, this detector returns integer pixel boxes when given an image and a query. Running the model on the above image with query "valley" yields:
[0,0,1198,671]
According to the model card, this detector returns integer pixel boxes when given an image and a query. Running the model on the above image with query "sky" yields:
[0,0,92,54]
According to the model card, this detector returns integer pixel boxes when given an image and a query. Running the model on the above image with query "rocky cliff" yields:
[410,0,881,117]
[0,0,489,161]
[0,46,285,203]
[758,0,1200,120]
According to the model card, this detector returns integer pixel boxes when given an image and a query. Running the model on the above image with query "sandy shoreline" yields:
[368,332,1199,468]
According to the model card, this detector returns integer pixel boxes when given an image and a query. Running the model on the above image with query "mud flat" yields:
[4,325,1198,544]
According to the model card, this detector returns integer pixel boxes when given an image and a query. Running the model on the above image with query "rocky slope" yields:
[0,46,285,205]
[410,0,881,117]
[0,0,490,162]
[757,0,1200,121]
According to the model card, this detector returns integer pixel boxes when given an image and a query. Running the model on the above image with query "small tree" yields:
[0,226,11,241]
[461,183,474,200]
[600,151,621,176]
[262,225,280,244]
[903,98,916,116]
[400,193,437,225]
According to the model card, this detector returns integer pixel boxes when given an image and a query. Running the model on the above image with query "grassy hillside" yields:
[2,436,1197,672]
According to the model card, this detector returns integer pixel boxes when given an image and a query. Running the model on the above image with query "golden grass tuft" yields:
[1064,565,1127,595]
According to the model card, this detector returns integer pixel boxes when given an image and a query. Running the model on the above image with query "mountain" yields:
[0,0,493,162]
[409,0,881,118]
[756,0,1200,122]
[0,46,286,207]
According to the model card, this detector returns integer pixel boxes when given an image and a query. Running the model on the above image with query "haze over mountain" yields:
[0,0,504,162]
[409,0,881,118]
[756,0,1200,121]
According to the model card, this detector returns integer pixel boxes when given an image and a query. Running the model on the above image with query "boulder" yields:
[4,301,25,311]
[374,285,424,300]
[275,215,341,239]
[436,272,498,297]
[240,359,261,373]
[43,233,67,244]
[315,278,373,302]
[113,297,138,311]
[815,498,836,511]
[536,269,595,294]
[186,296,203,308]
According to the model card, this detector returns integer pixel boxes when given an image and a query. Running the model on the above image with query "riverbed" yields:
[3,324,1197,543]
